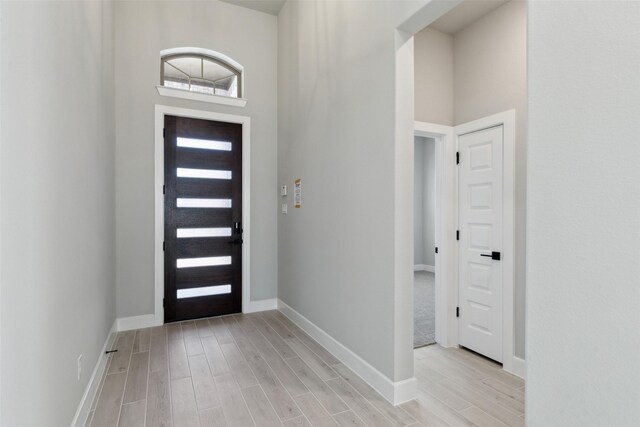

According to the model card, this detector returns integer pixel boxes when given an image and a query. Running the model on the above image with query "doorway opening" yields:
[413,121,455,352]
[413,135,437,348]
[404,0,526,379]
[154,105,252,326]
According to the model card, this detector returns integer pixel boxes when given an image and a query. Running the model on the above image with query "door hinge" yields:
[163,128,166,138]
[163,298,165,308]
[435,247,438,254]
[456,230,460,241]
[163,185,165,195]
[456,307,460,318]
[163,241,165,251]
[456,151,460,165]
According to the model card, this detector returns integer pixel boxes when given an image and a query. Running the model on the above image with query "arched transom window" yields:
[161,48,243,98]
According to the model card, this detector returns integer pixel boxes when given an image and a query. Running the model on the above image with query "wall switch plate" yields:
[281,185,287,196]
[281,203,288,214]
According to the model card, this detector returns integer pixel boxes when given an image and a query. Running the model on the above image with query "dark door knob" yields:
[480,251,501,260]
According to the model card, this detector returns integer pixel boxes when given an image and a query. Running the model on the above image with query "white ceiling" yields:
[219,0,286,16]
[429,0,510,35]
[220,0,509,28]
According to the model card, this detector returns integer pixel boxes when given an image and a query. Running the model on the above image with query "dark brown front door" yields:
[164,115,242,322]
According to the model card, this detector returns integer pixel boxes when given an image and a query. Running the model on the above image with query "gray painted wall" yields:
[414,137,436,267]
[414,140,425,265]
[114,1,278,318]
[423,138,436,267]
[278,0,429,381]
[414,28,453,126]
[527,1,640,423]
[414,0,527,358]
[0,1,116,424]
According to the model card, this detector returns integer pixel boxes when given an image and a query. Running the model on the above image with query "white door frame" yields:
[414,121,456,347]
[154,104,251,325]
[415,110,523,378]
[455,109,520,377]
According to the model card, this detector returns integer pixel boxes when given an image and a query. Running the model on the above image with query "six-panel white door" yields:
[458,125,503,362]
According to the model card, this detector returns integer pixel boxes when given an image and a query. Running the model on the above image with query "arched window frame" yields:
[156,47,247,108]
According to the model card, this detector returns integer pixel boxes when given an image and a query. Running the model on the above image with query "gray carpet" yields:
[414,271,436,348]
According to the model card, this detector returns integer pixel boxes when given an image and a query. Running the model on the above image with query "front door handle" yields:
[480,251,501,260]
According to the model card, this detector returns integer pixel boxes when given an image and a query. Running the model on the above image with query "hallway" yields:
[89,311,524,426]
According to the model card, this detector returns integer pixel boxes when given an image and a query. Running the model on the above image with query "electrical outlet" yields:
[77,354,83,381]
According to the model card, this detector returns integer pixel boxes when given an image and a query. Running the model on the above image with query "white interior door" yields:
[457,125,503,362]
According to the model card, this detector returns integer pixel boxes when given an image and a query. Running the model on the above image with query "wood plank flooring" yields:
[88,311,524,426]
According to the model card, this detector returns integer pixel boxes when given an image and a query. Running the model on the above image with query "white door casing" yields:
[154,105,259,327]
[458,125,504,362]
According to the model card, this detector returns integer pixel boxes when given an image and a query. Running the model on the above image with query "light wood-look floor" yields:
[88,311,525,426]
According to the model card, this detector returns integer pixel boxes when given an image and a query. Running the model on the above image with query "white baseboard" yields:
[393,377,419,405]
[504,355,526,379]
[71,319,118,427]
[277,299,417,405]
[413,264,435,272]
[244,298,278,313]
[117,314,156,331]
[116,299,277,332]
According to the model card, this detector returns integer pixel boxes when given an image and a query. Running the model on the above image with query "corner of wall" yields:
[278,300,417,405]
[394,28,417,387]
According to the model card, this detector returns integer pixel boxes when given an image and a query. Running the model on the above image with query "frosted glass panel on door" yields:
[177,228,232,238]
[177,168,232,180]
[176,198,231,208]
[177,137,232,151]
[177,256,232,268]
[177,285,232,299]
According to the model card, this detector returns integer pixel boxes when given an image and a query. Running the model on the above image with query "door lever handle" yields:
[233,221,242,235]
[480,251,501,260]
[227,238,243,245]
